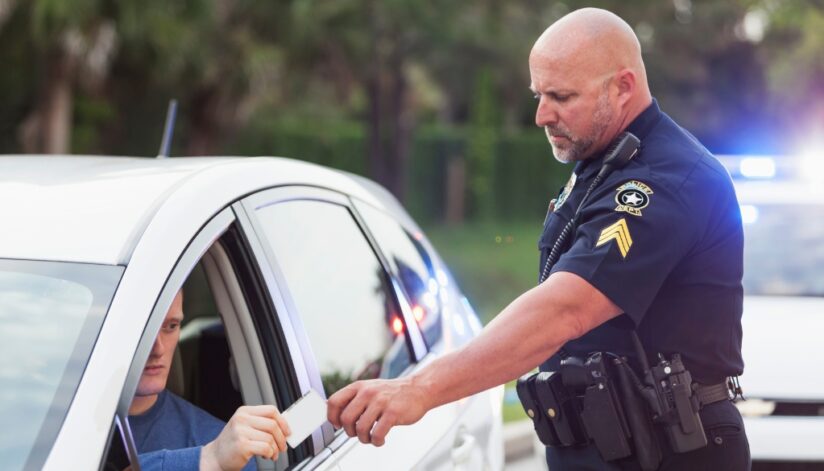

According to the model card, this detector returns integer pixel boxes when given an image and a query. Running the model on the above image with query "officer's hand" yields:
[327,377,429,447]
[200,405,291,471]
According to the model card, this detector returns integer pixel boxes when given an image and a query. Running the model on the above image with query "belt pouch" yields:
[534,371,587,446]
[516,372,561,446]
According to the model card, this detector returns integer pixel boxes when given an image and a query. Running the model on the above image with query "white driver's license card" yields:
[282,389,327,448]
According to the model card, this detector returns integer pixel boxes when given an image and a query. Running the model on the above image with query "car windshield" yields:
[742,204,824,297]
[0,259,122,471]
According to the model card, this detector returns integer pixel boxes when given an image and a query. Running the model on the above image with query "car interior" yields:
[103,234,308,471]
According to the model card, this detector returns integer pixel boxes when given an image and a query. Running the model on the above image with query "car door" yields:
[349,198,493,471]
[99,207,318,471]
[237,186,470,470]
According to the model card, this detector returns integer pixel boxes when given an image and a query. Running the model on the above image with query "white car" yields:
[724,157,824,469]
[0,156,504,471]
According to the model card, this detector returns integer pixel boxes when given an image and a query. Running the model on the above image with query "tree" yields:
[746,0,824,148]
[14,0,117,154]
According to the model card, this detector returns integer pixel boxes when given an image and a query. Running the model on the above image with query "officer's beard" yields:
[546,90,613,164]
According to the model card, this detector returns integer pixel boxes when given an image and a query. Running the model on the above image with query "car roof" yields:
[0,155,393,265]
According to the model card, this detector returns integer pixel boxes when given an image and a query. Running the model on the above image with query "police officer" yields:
[328,7,749,470]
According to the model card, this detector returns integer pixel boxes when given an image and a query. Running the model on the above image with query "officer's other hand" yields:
[327,377,428,447]
[200,405,291,471]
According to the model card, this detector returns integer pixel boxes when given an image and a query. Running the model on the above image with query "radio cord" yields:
[539,174,605,361]
[538,132,639,361]
[539,173,606,284]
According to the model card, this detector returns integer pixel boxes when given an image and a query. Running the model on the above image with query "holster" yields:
[518,353,665,471]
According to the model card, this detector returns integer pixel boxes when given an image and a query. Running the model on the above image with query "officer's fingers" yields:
[370,412,396,447]
[339,392,370,438]
[327,384,360,428]
[355,401,384,444]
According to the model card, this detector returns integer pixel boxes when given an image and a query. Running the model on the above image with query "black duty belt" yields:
[693,381,731,408]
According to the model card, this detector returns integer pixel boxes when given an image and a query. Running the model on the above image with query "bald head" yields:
[529,8,652,163]
[531,8,647,89]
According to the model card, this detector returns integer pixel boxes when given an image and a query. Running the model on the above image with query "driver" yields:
[129,290,290,471]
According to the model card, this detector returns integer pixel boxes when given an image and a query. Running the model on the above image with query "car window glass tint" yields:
[255,200,412,397]
[0,260,122,471]
[356,203,443,349]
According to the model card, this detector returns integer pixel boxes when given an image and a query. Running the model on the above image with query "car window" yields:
[355,201,443,349]
[254,200,413,397]
[741,203,824,296]
[0,259,122,471]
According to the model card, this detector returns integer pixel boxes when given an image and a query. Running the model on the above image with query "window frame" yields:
[111,208,235,469]
[109,205,312,470]
[237,186,428,462]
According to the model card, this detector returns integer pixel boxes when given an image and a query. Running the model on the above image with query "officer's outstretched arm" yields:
[327,271,621,446]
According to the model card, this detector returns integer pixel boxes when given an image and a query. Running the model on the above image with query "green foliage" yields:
[753,1,824,135]
[228,113,368,174]
[227,116,567,225]
[424,221,542,324]
[467,68,498,221]
[72,94,115,154]
[3,0,824,169]
[30,0,101,42]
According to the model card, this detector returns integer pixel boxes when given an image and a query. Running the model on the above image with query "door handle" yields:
[450,432,477,464]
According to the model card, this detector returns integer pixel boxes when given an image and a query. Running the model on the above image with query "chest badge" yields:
[555,172,577,210]
[614,180,652,216]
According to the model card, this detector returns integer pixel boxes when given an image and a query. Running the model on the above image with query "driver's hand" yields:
[200,405,290,471]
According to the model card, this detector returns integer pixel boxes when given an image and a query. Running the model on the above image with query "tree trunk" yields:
[364,33,412,200]
[19,48,75,154]
[186,88,221,156]
[445,155,466,225]
[366,73,385,186]
[386,52,411,202]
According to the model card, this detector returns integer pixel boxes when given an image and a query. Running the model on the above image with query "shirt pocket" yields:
[539,209,572,251]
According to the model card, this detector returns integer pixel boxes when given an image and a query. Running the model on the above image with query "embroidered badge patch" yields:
[614,180,652,216]
[596,218,632,258]
[555,172,577,210]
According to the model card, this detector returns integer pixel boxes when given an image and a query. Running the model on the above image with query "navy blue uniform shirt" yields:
[539,99,744,383]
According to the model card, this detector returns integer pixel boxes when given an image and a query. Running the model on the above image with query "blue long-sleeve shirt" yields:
[129,390,256,471]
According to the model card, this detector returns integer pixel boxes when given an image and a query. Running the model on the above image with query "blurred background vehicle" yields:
[721,155,824,470]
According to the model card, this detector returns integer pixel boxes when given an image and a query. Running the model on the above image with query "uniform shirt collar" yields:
[574,98,662,180]
[626,97,662,141]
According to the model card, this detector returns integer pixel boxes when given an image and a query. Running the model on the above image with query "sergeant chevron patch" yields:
[596,218,632,258]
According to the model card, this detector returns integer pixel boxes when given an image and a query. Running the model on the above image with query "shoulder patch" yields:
[596,218,632,258]
[614,180,652,216]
